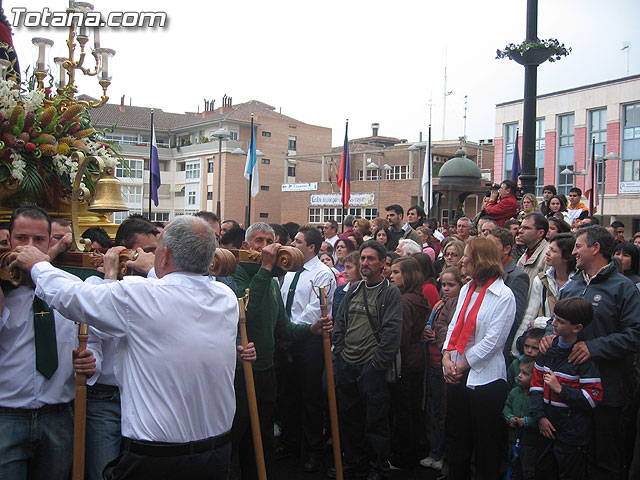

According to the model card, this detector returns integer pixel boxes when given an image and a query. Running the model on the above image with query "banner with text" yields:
[310,192,375,207]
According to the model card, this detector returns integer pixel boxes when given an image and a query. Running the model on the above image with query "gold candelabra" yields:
[31,2,115,108]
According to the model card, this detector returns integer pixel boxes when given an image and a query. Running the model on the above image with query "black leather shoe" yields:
[327,465,357,478]
[365,472,387,480]
[303,455,322,473]
[274,444,294,461]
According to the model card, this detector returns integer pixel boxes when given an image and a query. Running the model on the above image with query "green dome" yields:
[438,149,482,179]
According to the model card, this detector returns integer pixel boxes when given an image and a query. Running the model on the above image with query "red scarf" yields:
[446,278,497,354]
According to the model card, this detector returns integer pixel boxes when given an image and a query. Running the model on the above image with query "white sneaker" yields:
[419,457,435,468]
[431,460,443,471]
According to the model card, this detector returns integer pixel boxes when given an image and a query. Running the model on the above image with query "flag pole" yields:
[338,119,350,230]
[244,114,255,228]
[589,137,595,215]
[148,109,154,220]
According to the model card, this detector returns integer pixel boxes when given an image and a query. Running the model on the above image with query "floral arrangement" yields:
[496,37,571,63]
[0,77,121,207]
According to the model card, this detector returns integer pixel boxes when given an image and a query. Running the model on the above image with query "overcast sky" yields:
[5,0,640,146]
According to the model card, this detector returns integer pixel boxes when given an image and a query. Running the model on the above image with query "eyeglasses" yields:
[444,252,458,257]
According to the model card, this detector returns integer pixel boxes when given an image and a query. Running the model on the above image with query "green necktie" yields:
[33,296,58,379]
[285,268,305,317]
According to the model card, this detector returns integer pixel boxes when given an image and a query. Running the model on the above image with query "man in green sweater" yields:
[232,222,328,480]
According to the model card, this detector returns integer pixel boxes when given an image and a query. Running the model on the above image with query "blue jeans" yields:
[0,403,73,480]
[85,384,121,480]
[427,367,445,461]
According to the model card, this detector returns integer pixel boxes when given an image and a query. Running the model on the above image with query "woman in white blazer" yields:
[442,236,516,480]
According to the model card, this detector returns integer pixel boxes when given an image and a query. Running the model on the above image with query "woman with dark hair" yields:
[383,251,399,279]
[388,256,430,468]
[334,238,355,273]
[373,225,392,250]
[442,237,516,480]
[512,232,576,357]
[614,242,640,291]
[546,194,571,224]
[413,252,439,309]
[546,216,571,240]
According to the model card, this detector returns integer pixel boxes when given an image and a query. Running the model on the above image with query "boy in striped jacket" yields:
[530,297,603,479]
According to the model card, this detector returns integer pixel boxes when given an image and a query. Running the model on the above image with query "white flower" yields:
[9,152,26,181]
[22,89,45,113]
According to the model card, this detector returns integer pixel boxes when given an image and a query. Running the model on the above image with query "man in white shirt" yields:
[81,216,171,480]
[323,220,339,248]
[11,215,245,480]
[278,226,335,473]
[0,205,78,480]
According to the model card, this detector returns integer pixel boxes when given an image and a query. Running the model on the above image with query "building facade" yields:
[278,128,494,227]
[89,98,332,224]
[494,74,640,234]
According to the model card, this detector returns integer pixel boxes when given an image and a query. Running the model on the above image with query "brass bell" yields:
[89,169,128,213]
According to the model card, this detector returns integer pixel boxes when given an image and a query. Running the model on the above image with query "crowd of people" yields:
[2,179,640,480]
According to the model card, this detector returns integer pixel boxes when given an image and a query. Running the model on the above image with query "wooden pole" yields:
[237,294,267,480]
[319,287,343,480]
[72,323,89,480]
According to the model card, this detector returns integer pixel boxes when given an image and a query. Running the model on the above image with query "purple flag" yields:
[150,124,161,206]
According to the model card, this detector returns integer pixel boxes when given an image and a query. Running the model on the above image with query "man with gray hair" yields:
[395,238,422,256]
[10,216,247,480]
[233,222,330,479]
[456,217,473,242]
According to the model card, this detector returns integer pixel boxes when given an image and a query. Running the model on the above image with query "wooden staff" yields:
[238,291,267,480]
[316,285,343,480]
[72,322,89,480]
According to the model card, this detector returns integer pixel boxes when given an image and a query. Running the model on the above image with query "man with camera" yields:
[482,180,519,227]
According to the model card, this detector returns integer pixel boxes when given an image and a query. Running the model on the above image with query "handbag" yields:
[361,285,401,383]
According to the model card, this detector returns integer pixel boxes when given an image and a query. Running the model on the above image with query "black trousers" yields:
[277,335,325,457]
[231,367,276,480]
[103,442,231,480]
[389,368,426,466]
[335,356,391,475]
[535,440,587,480]
[590,404,623,479]
[445,377,508,480]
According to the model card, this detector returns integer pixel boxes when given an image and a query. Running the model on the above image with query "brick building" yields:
[89,97,332,223]
[278,124,494,227]
[494,74,640,234]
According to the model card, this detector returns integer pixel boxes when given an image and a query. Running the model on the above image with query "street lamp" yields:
[211,123,230,218]
[560,167,587,176]
[366,159,392,214]
[595,152,620,224]
[409,141,427,204]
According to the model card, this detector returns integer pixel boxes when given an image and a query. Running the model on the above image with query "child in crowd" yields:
[503,356,540,480]
[530,297,603,480]
[331,252,361,317]
[507,329,545,388]
[420,267,464,472]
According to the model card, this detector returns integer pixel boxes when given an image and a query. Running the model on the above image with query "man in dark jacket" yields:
[332,240,403,480]
[541,225,640,479]
[487,227,529,365]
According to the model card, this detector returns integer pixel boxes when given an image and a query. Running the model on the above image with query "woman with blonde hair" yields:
[353,218,372,240]
[441,236,516,480]
[517,193,539,222]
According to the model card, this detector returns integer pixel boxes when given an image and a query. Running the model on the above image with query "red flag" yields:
[337,121,350,209]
